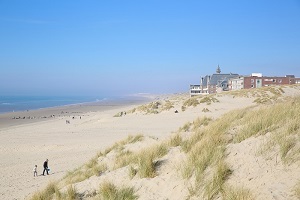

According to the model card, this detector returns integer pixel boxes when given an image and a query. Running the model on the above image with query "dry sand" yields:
[1,87,300,200]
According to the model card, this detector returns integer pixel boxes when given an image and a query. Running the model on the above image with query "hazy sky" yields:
[1,0,300,96]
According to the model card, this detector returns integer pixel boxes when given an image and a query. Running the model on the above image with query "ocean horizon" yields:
[0,95,109,114]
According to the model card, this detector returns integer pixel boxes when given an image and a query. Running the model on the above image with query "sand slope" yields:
[1,86,300,200]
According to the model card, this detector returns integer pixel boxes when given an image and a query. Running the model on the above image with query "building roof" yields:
[202,73,239,87]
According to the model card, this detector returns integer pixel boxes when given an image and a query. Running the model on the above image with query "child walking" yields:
[33,165,38,177]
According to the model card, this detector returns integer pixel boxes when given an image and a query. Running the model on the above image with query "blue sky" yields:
[0,0,300,96]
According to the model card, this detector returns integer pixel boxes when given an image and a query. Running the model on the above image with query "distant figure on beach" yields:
[33,165,38,177]
[175,110,179,113]
[42,159,49,175]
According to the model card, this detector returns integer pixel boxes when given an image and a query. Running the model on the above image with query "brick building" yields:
[243,73,296,89]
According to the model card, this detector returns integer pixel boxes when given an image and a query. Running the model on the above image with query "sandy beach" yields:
[1,86,300,200]
[0,96,151,200]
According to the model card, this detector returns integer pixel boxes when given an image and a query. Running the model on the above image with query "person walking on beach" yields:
[33,165,38,177]
[42,159,49,175]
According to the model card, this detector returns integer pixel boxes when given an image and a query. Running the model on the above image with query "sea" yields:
[0,96,106,114]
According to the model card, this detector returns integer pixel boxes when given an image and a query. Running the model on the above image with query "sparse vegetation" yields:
[168,133,182,147]
[180,122,192,132]
[202,107,210,112]
[294,181,300,199]
[204,161,232,199]
[98,181,138,200]
[66,185,78,200]
[162,100,174,111]
[30,182,58,200]
[183,97,200,107]
[222,185,254,200]
[30,87,300,200]
[200,95,220,105]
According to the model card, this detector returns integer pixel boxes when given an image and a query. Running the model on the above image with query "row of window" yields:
[251,79,282,83]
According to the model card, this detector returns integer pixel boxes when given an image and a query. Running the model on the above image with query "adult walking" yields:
[42,159,49,175]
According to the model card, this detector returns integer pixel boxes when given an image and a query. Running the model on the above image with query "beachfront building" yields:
[228,76,244,90]
[189,66,240,96]
[190,85,202,97]
[190,68,300,97]
[243,73,297,89]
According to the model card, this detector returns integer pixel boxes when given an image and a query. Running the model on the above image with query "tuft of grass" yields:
[192,117,212,130]
[253,97,272,104]
[294,181,300,199]
[168,133,182,147]
[30,181,58,200]
[128,165,138,179]
[126,134,144,144]
[183,97,200,107]
[66,185,78,200]
[114,142,168,178]
[202,107,210,112]
[137,143,168,178]
[64,161,107,185]
[200,96,220,105]
[129,101,162,114]
[137,154,156,178]
[98,181,138,200]
[180,122,192,132]
[162,100,174,111]
[204,161,232,200]
[102,134,144,156]
[277,135,296,160]
[222,185,255,200]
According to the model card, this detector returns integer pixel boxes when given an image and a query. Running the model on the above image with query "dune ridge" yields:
[2,85,300,200]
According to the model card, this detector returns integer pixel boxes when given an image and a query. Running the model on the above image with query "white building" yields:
[229,76,244,90]
[190,85,202,97]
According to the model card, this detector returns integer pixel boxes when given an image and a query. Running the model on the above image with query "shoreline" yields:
[0,95,153,130]
[0,95,156,200]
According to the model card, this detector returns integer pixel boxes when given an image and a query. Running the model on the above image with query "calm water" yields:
[0,96,105,114]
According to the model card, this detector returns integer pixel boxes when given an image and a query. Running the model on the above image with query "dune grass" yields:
[232,97,300,163]
[199,95,220,105]
[168,133,182,147]
[222,185,254,200]
[30,181,59,200]
[31,90,300,200]
[204,161,232,199]
[183,97,200,107]
[162,100,174,111]
[228,85,285,100]
[179,106,261,198]
[65,134,144,184]
[202,107,210,112]
[294,181,300,199]
[97,181,138,200]
[114,142,168,178]
[65,185,79,200]
[64,160,107,185]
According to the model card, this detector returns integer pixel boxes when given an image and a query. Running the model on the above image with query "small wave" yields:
[96,98,108,102]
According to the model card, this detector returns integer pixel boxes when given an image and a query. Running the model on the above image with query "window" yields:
[279,79,282,83]
[273,79,276,82]
[251,79,254,83]
[251,84,254,88]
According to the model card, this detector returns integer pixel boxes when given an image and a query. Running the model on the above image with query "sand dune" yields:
[1,86,300,200]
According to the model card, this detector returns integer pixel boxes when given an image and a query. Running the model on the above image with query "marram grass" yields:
[222,185,255,200]
[97,181,138,200]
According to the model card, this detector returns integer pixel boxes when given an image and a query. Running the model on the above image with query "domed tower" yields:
[216,65,221,74]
